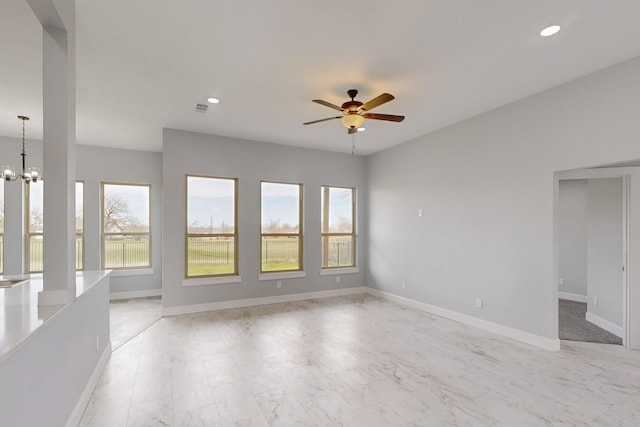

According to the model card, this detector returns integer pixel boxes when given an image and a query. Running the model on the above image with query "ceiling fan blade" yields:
[303,116,342,125]
[312,99,344,111]
[358,93,394,112]
[362,113,405,122]
[348,127,358,135]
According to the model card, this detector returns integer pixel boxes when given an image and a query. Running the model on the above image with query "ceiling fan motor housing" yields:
[341,100,363,113]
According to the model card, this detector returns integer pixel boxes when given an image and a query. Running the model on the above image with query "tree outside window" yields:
[101,182,151,269]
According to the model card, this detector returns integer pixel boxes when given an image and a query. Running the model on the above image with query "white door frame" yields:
[555,167,632,348]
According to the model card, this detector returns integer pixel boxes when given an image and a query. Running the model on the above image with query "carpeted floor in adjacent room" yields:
[559,299,622,345]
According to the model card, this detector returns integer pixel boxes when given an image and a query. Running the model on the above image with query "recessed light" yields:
[357,127,365,132]
[540,25,561,37]
[207,97,220,104]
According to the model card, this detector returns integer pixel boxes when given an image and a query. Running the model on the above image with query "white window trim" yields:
[258,271,306,281]
[182,275,242,287]
[320,267,360,276]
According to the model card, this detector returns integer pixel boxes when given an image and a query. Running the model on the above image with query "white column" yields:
[28,0,76,305]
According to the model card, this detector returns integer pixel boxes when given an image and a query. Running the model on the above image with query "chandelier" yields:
[2,115,41,183]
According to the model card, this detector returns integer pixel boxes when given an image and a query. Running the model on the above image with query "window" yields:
[0,183,4,274]
[186,175,237,277]
[261,181,303,273]
[321,186,356,268]
[102,182,151,269]
[25,181,85,273]
[26,181,44,273]
[76,181,84,270]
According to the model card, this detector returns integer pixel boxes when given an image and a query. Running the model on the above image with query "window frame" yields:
[76,180,84,271]
[25,181,44,273]
[100,181,152,270]
[260,180,304,274]
[321,185,356,269]
[184,174,239,279]
[24,181,86,273]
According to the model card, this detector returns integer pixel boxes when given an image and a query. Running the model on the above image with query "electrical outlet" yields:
[277,281,282,288]
[401,281,406,290]
[336,276,340,284]
[475,298,483,308]
[418,209,423,217]
[558,278,565,286]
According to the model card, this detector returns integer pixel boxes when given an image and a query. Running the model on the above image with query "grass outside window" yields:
[321,186,356,268]
[261,181,303,273]
[186,175,238,278]
[102,182,151,270]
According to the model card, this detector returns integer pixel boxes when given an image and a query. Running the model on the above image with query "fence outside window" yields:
[321,186,356,268]
[185,175,238,277]
[103,234,150,269]
[27,234,84,273]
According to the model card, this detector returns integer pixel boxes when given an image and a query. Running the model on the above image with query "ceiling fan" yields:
[303,89,405,134]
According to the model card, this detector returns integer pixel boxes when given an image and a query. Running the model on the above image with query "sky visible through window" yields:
[29,181,43,232]
[187,176,235,232]
[323,187,353,232]
[28,183,84,212]
[261,182,300,232]
[76,181,83,232]
[103,184,149,230]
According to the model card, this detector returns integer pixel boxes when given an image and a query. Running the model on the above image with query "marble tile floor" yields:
[80,294,640,426]
[110,297,162,350]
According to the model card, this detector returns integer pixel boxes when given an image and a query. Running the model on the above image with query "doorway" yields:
[557,177,626,345]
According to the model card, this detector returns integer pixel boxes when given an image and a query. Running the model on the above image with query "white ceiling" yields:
[3,0,640,155]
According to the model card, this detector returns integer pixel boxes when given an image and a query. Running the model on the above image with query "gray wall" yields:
[162,129,366,310]
[76,145,162,294]
[558,180,588,296]
[587,178,623,328]
[366,56,640,340]
[0,140,162,294]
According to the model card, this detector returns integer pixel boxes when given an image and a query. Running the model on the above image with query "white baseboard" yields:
[366,288,560,351]
[585,312,623,338]
[110,289,162,300]
[162,287,366,316]
[66,341,112,427]
[559,292,588,303]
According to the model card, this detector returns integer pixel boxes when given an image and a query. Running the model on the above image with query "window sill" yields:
[320,267,360,276]
[110,268,154,277]
[258,271,306,281]
[182,275,242,287]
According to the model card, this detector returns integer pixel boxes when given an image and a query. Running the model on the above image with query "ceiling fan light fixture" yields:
[341,114,365,129]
